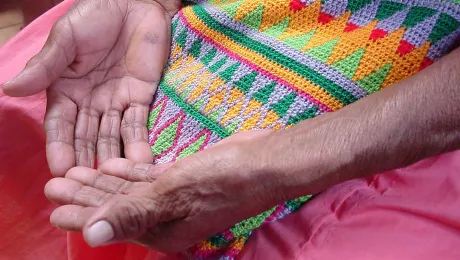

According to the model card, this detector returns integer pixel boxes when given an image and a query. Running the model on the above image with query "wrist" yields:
[257,112,363,200]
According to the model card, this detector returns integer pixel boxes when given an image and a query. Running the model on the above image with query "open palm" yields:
[3,0,179,176]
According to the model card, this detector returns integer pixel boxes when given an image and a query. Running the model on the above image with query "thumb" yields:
[2,18,76,97]
[83,194,159,247]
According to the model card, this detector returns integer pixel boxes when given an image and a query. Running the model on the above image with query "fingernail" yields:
[85,221,114,247]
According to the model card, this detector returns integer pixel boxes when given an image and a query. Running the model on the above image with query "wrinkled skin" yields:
[45,130,279,252]
[3,0,179,176]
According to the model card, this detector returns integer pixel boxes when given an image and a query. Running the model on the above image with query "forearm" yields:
[261,47,460,199]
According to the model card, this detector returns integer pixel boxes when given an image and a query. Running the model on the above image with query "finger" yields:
[2,17,76,97]
[65,166,145,194]
[99,158,171,182]
[45,91,77,177]
[97,110,122,165]
[121,104,153,163]
[45,178,113,207]
[82,194,159,247]
[50,205,96,232]
[75,107,100,168]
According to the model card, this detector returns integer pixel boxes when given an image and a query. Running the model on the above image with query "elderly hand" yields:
[44,130,291,252]
[2,0,180,176]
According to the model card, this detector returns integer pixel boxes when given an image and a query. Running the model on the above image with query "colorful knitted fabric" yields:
[147,0,460,259]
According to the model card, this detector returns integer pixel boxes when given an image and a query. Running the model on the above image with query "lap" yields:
[2,2,460,259]
[241,153,460,260]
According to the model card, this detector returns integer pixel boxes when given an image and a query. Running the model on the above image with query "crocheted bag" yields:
[147,0,460,258]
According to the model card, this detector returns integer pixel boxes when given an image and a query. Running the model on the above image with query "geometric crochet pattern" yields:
[148,0,460,259]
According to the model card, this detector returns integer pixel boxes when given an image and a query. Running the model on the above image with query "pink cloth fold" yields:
[1,1,460,259]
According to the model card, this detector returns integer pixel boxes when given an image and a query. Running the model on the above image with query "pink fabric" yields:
[1,1,460,259]
[241,158,460,260]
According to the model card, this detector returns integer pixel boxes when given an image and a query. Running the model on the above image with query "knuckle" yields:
[94,192,112,207]
[97,135,121,144]
[124,163,136,181]
[120,121,146,129]
[139,164,156,182]
[78,107,99,117]
[104,109,121,118]
[115,181,133,195]
[74,138,96,151]
[92,171,103,186]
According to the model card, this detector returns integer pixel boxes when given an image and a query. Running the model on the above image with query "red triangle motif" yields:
[318,12,335,24]
[397,40,415,56]
[419,57,434,71]
[344,22,360,32]
[289,0,307,12]
[369,28,388,41]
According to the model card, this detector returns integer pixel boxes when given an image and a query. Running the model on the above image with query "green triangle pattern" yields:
[177,134,207,159]
[165,71,178,81]
[170,75,186,91]
[209,57,228,73]
[177,29,188,48]
[375,1,407,21]
[240,4,264,30]
[151,116,181,156]
[253,81,275,104]
[219,62,240,81]
[331,48,365,79]
[357,63,392,94]
[221,1,242,19]
[180,84,194,100]
[287,106,318,125]
[225,119,240,134]
[306,38,339,63]
[193,98,206,111]
[264,18,290,39]
[202,48,217,65]
[234,71,258,92]
[282,30,315,50]
[208,107,224,121]
[147,101,163,130]
[429,13,460,44]
[271,93,296,117]
[190,39,202,58]
[347,0,372,12]
[402,6,436,28]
